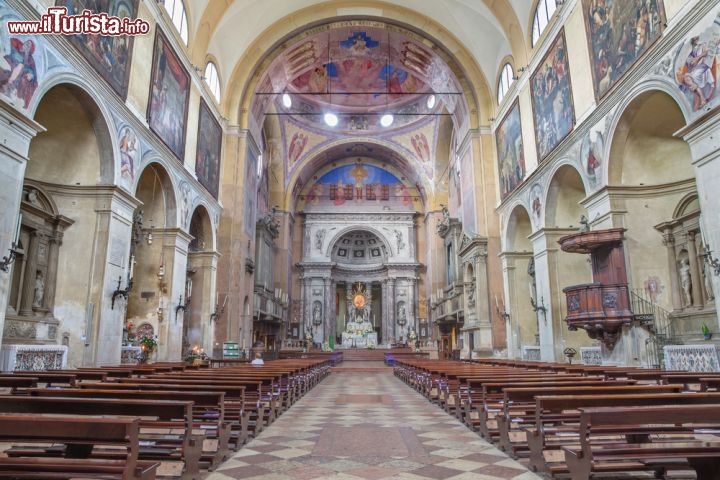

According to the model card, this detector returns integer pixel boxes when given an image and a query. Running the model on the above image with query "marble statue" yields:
[32,270,44,308]
[679,258,692,306]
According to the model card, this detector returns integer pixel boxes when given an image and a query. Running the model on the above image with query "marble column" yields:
[0,101,43,351]
[44,235,61,312]
[19,231,39,316]
[387,278,396,342]
[381,279,389,344]
[323,277,333,344]
[688,232,703,308]
[662,230,681,310]
[408,278,417,332]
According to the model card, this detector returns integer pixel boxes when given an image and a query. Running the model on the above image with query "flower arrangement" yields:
[139,333,158,352]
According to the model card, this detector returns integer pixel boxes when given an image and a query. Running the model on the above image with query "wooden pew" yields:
[495,383,685,458]
[0,395,202,479]
[563,404,720,480]
[80,380,251,448]
[0,413,159,479]
[26,387,231,471]
[528,391,720,475]
[0,375,37,393]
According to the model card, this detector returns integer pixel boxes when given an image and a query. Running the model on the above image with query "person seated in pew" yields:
[251,352,265,366]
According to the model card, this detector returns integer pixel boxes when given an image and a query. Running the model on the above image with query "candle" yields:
[495,294,499,309]
[129,255,134,279]
[216,292,219,307]
[222,294,228,309]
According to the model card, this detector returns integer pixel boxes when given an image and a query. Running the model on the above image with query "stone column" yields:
[0,102,42,351]
[687,231,703,308]
[381,279,389,345]
[662,230,681,310]
[500,251,534,358]
[44,235,61,312]
[300,277,308,333]
[408,278,417,332]
[387,278,396,342]
[323,277,333,344]
[19,231,39,316]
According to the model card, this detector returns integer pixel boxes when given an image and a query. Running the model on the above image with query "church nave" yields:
[208,366,540,480]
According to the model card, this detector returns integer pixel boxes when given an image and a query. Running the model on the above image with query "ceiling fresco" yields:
[257,23,461,133]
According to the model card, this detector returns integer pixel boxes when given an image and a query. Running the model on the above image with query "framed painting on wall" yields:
[530,30,575,161]
[496,99,525,201]
[582,0,666,99]
[196,99,222,198]
[148,29,190,161]
[57,0,139,98]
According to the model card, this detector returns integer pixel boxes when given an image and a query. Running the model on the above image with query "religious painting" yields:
[530,31,575,161]
[196,99,222,198]
[529,184,543,229]
[496,99,525,200]
[118,125,139,182]
[56,0,138,98]
[0,11,43,111]
[674,21,720,112]
[303,161,415,210]
[580,123,605,188]
[583,0,666,99]
[148,29,190,161]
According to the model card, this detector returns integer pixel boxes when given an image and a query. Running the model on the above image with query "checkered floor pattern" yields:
[207,366,542,480]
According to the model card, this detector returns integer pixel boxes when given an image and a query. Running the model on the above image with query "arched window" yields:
[163,0,188,45]
[497,63,515,104]
[531,0,557,46]
[204,62,220,103]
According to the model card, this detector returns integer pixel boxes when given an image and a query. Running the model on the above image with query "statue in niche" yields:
[397,302,407,325]
[679,258,693,306]
[704,263,715,302]
[528,257,537,307]
[315,229,325,251]
[32,270,44,308]
[312,302,322,324]
[394,229,405,252]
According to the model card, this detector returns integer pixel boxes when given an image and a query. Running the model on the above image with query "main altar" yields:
[340,282,378,348]
[341,321,378,348]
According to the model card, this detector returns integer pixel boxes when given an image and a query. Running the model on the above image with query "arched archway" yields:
[7,83,117,367]
[183,205,216,356]
[545,164,594,353]
[126,163,178,359]
[502,205,535,357]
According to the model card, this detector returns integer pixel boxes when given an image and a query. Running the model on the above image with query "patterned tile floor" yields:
[207,363,542,480]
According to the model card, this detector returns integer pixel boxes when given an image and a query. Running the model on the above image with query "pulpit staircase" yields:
[632,289,679,368]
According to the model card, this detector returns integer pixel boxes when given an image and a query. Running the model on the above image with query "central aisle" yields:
[208,368,542,480]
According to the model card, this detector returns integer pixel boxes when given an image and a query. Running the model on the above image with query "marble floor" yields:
[207,363,542,480]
